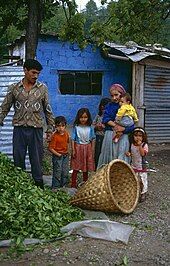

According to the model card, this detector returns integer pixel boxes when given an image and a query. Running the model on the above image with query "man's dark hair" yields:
[23,59,43,71]
[55,116,67,126]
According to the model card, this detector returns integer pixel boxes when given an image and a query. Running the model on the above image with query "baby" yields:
[113,93,138,142]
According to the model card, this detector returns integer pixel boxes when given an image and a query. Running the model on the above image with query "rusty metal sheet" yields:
[144,66,170,143]
[104,42,170,62]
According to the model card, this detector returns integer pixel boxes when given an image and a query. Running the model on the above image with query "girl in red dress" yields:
[71,108,96,188]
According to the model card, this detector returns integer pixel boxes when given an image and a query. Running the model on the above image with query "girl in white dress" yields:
[127,127,149,202]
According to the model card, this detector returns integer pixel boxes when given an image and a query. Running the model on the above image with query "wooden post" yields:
[132,63,145,127]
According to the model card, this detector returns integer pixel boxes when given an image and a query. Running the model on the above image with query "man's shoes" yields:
[35,180,44,190]
[51,188,59,192]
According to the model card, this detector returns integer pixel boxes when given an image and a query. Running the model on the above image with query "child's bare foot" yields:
[113,132,123,142]
[140,193,146,202]
[113,137,119,143]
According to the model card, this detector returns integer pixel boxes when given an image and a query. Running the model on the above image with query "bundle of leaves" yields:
[0,152,83,245]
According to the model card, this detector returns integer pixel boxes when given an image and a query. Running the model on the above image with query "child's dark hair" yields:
[130,127,148,144]
[74,108,92,126]
[55,116,67,126]
[23,59,43,71]
[98,97,111,116]
[121,93,132,103]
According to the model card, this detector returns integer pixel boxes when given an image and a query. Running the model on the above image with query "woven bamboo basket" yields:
[70,159,140,214]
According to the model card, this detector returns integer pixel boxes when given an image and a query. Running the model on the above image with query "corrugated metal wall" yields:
[0,66,26,162]
[144,66,170,143]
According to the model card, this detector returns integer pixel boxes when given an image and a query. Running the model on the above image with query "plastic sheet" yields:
[61,219,134,244]
[0,235,66,247]
[83,210,109,220]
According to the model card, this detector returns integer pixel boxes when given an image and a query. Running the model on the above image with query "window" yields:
[59,71,102,95]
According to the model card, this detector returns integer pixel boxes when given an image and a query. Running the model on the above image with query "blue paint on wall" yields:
[37,36,132,124]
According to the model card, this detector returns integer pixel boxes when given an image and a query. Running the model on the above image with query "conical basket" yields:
[70,159,140,214]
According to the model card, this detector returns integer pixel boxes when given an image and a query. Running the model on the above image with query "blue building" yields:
[6,35,170,142]
[36,35,132,123]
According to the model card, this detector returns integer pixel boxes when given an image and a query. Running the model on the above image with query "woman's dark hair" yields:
[130,127,148,144]
[98,97,111,116]
[23,59,43,71]
[55,116,67,126]
[74,108,92,126]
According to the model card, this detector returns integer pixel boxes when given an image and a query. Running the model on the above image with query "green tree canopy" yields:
[104,0,170,45]
[0,0,169,62]
[0,0,79,60]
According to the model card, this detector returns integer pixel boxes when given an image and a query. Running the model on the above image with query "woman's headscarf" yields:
[110,83,126,96]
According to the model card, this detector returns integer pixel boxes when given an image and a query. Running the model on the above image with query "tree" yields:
[25,0,41,59]
[92,0,170,46]
[0,0,78,60]
[82,0,100,35]
[42,5,66,34]
[0,0,26,61]
[0,0,169,63]
[81,0,169,47]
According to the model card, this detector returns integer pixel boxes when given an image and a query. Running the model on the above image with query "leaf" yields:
[16,236,22,246]
[64,251,68,256]
[0,152,84,252]
[122,255,129,266]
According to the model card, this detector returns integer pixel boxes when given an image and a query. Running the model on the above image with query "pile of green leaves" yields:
[0,152,83,245]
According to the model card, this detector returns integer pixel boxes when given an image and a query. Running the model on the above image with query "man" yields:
[0,59,55,189]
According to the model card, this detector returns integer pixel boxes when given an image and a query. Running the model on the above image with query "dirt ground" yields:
[0,143,169,266]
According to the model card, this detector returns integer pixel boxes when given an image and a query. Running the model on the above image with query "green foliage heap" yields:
[0,152,83,244]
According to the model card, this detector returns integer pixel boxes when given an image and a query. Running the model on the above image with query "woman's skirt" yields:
[94,134,104,169]
[97,130,130,169]
[71,142,95,172]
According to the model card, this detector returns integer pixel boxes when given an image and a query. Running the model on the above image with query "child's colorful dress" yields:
[71,125,95,172]
[131,143,149,195]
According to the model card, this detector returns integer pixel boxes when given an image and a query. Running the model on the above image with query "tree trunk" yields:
[25,0,42,59]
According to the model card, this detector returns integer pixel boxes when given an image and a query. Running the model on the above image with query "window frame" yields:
[59,70,103,95]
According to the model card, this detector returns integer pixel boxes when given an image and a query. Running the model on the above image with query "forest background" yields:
[0,0,170,62]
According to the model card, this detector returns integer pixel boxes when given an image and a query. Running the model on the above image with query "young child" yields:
[127,127,149,202]
[113,93,138,142]
[48,116,70,191]
[93,98,111,169]
[71,108,96,188]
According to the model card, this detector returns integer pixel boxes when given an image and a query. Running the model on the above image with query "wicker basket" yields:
[70,159,140,214]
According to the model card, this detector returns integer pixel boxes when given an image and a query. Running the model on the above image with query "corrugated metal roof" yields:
[104,41,170,62]
[7,34,170,63]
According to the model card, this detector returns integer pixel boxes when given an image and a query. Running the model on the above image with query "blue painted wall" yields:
[37,35,132,124]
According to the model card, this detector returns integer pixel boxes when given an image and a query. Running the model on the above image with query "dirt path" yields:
[0,144,169,265]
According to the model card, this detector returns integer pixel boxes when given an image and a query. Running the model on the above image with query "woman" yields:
[97,84,134,168]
